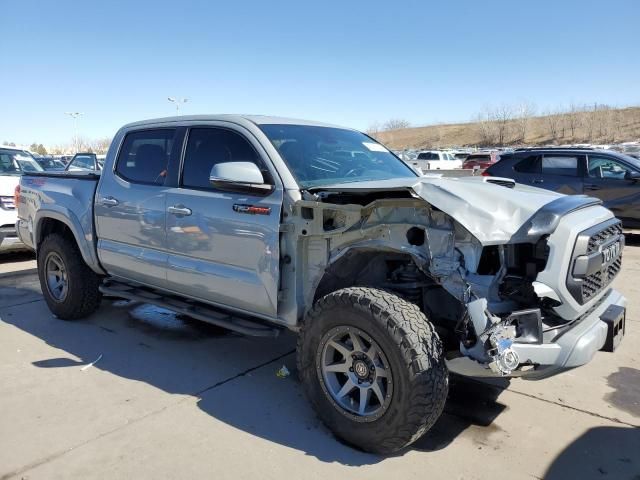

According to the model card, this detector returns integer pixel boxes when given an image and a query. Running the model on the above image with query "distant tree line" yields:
[366,119,412,137]
[475,102,627,146]
[3,137,112,155]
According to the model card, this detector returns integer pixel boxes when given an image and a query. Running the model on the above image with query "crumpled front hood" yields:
[311,176,602,245]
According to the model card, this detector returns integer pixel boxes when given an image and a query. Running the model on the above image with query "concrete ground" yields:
[0,245,638,480]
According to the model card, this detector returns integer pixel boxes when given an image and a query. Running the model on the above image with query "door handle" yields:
[168,205,192,216]
[585,184,601,191]
[100,196,119,207]
[532,179,544,184]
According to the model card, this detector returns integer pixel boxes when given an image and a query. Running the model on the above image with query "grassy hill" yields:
[375,106,640,150]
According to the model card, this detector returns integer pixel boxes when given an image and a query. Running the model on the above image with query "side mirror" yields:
[209,162,273,194]
[624,170,640,182]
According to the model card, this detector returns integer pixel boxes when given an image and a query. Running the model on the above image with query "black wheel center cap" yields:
[353,360,369,379]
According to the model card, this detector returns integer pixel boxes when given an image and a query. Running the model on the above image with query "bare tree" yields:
[475,108,496,146]
[91,137,112,154]
[492,104,514,145]
[566,103,581,140]
[366,121,382,139]
[609,109,622,142]
[544,110,562,143]
[383,119,411,131]
[514,101,535,143]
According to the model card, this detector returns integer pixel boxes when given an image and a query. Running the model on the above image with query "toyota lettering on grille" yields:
[603,242,621,265]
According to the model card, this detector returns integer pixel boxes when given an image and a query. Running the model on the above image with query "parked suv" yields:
[463,151,501,170]
[485,148,640,228]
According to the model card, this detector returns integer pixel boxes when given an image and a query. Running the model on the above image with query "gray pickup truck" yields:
[16,115,626,453]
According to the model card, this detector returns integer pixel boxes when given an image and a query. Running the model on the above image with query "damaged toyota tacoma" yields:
[16,115,627,453]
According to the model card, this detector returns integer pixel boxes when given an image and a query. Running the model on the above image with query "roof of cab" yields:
[121,114,349,130]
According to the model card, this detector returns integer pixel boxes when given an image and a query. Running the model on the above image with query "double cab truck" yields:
[16,115,626,453]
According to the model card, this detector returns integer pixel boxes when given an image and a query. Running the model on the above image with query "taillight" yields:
[481,171,491,177]
[14,184,20,205]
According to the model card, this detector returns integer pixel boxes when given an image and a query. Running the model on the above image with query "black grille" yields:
[567,219,623,304]
[587,222,623,254]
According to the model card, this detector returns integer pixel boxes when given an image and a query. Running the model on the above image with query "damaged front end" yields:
[280,176,618,379]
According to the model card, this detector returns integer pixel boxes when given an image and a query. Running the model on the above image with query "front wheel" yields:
[297,287,448,454]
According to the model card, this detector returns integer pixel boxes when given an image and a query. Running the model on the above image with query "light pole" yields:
[65,112,84,153]
[168,97,188,113]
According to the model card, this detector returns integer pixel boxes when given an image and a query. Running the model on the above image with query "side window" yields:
[514,155,541,173]
[0,152,19,173]
[588,156,633,179]
[541,155,578,176]
[182,128,267,190]
[417,152,428,160]
[116,129,175,185]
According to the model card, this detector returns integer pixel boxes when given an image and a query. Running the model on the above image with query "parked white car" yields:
[0,146,42,251]
[416,150,463,170]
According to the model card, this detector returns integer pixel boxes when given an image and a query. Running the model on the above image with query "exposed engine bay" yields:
[280,182,592,377]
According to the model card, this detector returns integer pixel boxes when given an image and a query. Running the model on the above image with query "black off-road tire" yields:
[37,233,102,320]
[297,287,448,454]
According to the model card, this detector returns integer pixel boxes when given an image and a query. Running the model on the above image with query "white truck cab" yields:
[0,146,41,251]
[416,150,464,171]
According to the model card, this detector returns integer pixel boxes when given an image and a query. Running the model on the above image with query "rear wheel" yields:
[38,233,102,320]
[297,287,448,454]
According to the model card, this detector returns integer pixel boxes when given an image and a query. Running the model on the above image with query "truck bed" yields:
[17,171,101,271]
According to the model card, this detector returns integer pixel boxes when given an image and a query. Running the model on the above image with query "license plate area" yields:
[600,304,625,352]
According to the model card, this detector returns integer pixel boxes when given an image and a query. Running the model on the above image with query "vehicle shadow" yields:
[624,232,640,247]
[1,282,509,465]
[543,426,640,479]
[0,251,35,264]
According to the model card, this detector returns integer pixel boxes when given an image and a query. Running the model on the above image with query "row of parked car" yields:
[399,146,640,228]
[0,146,105,252]
[401,146,640,228]
[397,149,504,171]
[30,152,106,172]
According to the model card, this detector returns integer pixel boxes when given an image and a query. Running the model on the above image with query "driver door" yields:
[164,126,282,318]
[584,154,640,227]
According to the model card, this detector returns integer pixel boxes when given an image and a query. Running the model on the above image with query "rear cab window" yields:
[68,155,96,171]
[115,129,176,185]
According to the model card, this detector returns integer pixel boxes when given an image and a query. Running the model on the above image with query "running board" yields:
[99,281,280,338]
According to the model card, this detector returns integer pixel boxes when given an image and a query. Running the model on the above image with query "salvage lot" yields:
[0,247,638,480]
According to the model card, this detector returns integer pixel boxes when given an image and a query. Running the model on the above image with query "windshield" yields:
[0,149,44,174]
[259,125,416,188]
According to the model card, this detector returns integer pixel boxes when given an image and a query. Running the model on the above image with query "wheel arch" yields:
[34,209,105,275]
[312,247,421,303]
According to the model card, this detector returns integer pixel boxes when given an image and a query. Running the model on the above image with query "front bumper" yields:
[446,288,626,380]
[0,224,27,252]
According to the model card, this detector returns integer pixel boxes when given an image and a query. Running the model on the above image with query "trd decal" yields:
[233,204,271,215]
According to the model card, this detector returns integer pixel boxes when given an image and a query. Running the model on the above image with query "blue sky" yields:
[2,0,639,146]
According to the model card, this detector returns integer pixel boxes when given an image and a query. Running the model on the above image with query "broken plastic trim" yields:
[511,195,602,242]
